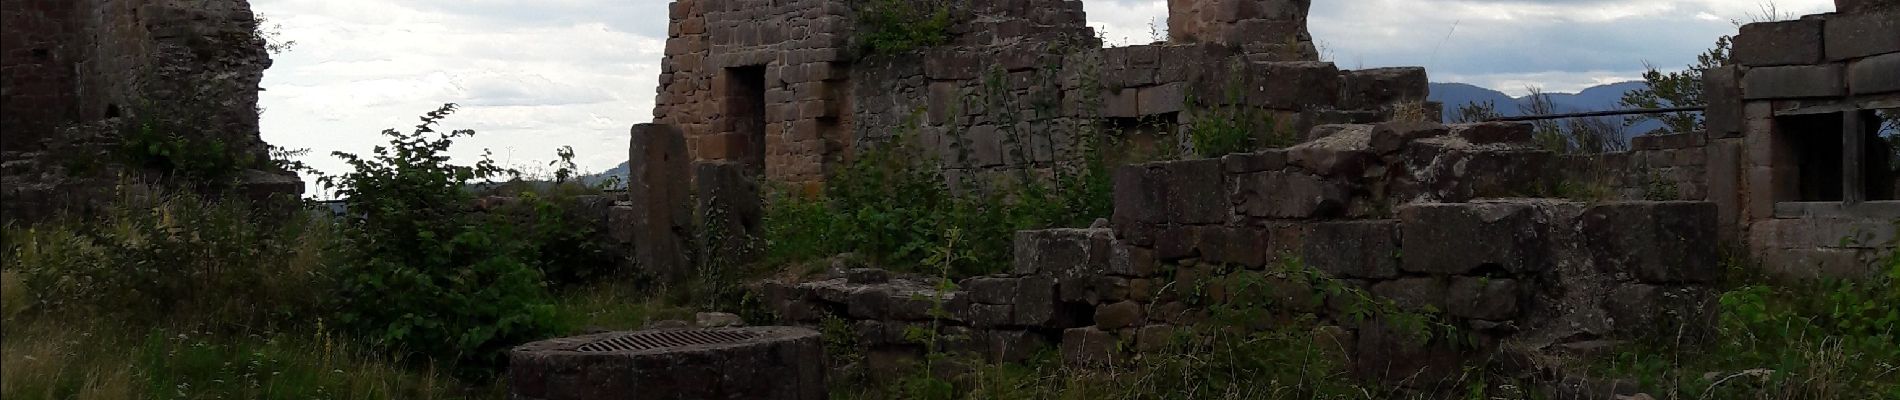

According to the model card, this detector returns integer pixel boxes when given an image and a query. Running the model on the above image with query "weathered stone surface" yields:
[1448,122,1534,145]
[1759,247,1882,281]
[1742,64,1845,99]
[1113,164,1168,244]
[1445,277,1521,320]
[1012,276,1059,326]
[1836,0,1900,13]
[695,312,746,328]
[1202,226,1271,268]
[1733,19,1825,66]
[1094,301,1145,329]
[1060,327,1118,366]
[1134,324,1176,353]
[1014,229,1111,276]
[1155,224,1205,261]
[1138,82,1187,115]
[1352,318,1466,386]
[1604,284,1715,339]
[1341,67,1429,109]
[1165,159,1229,224]
[964,303,1015,328]
[509,327,827,400]
[1234,171,1346,219]
[1824,10,1900,61]
[1400,202,1546,275]
[1221,149,1289,173]
[629,124,694,281]
[972,330,1048,362]
[1371,277,1448,313]
[1302,221,1401,279]
[1703,66,1744,137]
[1582,202,1720,283]
[1107,243,1159,277]
[696,161,763,264]
[1370,121,1449,154]
[1849,52,1900,95]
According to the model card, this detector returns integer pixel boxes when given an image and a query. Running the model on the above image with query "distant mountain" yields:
[583,162,629,189]
[1429,81,1667,135]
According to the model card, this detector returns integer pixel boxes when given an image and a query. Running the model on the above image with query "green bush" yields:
[853,0,955,55]
[3,192,331,330]
[318,104,556,375]
[1599,240,1900,398]
[761,134,1109,278]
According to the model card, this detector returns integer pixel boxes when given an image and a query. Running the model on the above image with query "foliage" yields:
[1597,239,1900,399]
[761,131,1109,278]
[853,0,955,55]
[1452,101,1502,123]
[316,104,556,375]
[121,117,257,183]
[1523,87,1627,154]
[1187,64,1296,158]
[1620,36,1731,135]
[3,192,331,331]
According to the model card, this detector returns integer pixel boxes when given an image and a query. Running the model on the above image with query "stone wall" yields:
[1700,4,1899,279]
[653,0,1433,192]
[754,120,1722,393]
[1,0,285,222]
[1564,132,1714,202]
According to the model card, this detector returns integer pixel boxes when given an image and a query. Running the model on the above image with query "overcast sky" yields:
[252,0,1833,193]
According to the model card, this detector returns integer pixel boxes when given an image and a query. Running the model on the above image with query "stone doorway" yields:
[723,65,768,175]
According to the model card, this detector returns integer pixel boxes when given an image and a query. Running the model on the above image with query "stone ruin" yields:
[1,0,298,223]
[652,0,1430,193]
[604,0,1900,396]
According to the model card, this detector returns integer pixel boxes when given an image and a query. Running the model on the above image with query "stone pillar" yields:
[694,161,763,268]
[626,123,693,281]
[1167,0,1317,60]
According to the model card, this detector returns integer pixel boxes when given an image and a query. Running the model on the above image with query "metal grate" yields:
[575,330,763,352]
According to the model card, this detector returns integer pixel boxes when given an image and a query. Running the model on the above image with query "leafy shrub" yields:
[853,0,954,55]
[1599,240,1900,398]
[761,134,1109,278]
[121,118,257,183]
[3,192,331,330]
[318,104,556,375]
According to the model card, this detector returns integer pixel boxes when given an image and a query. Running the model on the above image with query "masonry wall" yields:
[1703,5,1899,279]
[1,0,281,223]
[654,0,1435,193]
[759,120,1722,391]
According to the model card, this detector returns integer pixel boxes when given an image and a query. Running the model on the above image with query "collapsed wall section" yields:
[756,121,1723,394]
[1,0,284,223]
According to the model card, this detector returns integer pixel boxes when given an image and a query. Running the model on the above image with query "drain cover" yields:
[509,326,825,400]
[574,329,763,352]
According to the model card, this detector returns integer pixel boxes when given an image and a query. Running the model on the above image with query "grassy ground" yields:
[1,272,696,400]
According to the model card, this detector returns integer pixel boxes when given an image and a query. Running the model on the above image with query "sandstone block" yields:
[1165,159,1229,224]
[1733,19,1826,66]
[1849,52,1900,95]
[1581,202,1720,283]
[1342,67,1430,109]
[1399,202,1546,275]
[1302,220,1401,279]
[1370,121,1449,155]
[1061,327,1118,366]
[1221,149,1289,173]
[1094,301,1145,330]
[1234,171,1346,219]
[1743,64,1845,99]
[1445,277,1521,320]
[1825,10,1900,61]
[1371,277,1448,313]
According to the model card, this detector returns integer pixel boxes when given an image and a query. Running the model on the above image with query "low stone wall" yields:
[1563,132,1713,202]
[754,121,1720,392]
[757,199,1720,389]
